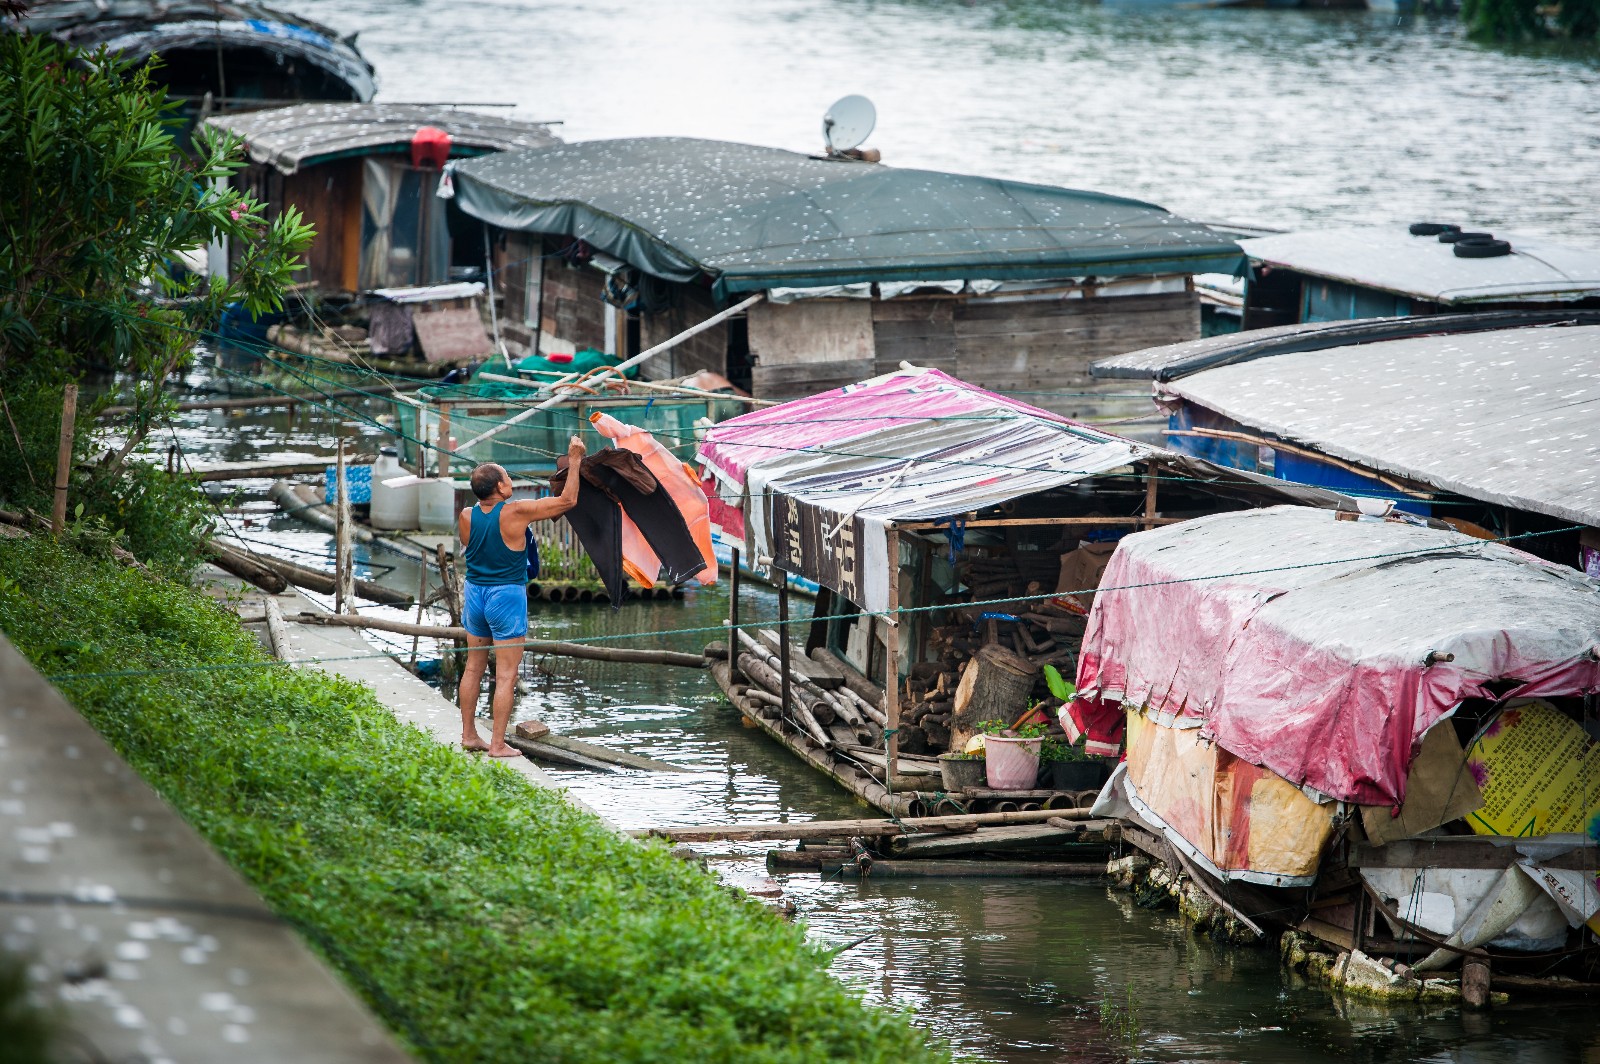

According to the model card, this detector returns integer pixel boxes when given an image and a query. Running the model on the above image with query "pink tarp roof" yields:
[1073,506,1600,808]
[698,369,1080,487]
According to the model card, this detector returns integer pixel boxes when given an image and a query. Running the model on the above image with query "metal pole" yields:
[729,547,742,684]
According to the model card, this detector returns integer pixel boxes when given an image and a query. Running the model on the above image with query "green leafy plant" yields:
[0,36,313,568]
[1039,736,1090,764]
[1098,984,1141,1051]
[0,536,948,1063]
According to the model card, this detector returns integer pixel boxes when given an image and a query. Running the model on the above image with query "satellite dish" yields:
[822,95,876,153]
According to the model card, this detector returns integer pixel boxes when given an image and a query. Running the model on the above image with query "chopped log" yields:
[897,725,929,756]
[766,847,853,871]
[638,805,1097,842]
[703,641,730,660]
[830,860,1105,879]
[736,653,833,748]
[262,596,293,662]
[1462,953,1492,1009]
[756,629,843,689]
[950,644,1037,752]
[839,685,887,727]
[204,540,290,593]
[922,715,952,750]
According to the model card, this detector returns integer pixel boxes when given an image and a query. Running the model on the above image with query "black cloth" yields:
[554,450,708,607]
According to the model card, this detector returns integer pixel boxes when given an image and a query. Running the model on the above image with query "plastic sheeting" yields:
[203,104,558,175]
[698,369,1149,612]
[451,138,1245,300]
[1072,506,1600,808]
[1239,226,1600,305]
[1160,324,1600,529]
[21,1,376,101]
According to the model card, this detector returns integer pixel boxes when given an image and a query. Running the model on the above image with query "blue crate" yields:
[324,464,373,505]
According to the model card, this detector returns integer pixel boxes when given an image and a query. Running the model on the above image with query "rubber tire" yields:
[1454,239,1512,258]
[1410,223,1459,236]
[1440,230,1491,244]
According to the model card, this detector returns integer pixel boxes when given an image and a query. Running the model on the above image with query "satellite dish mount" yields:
[822,95,876,158]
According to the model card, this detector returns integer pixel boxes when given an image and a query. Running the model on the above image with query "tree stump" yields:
[950,644,1038,752]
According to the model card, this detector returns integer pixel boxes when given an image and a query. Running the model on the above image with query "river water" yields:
[187,1,1600,1058]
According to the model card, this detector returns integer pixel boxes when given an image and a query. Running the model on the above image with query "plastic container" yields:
[369,448,420,530]
[418,478,468,533]
[938,754,988,793]
[1042,759,1110,791]
[984,736,1043,791]
[323,463,372,504]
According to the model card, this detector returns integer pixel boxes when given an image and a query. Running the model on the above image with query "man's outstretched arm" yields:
[510,436,586,525]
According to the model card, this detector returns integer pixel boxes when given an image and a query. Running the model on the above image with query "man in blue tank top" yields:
[457,437,585,756]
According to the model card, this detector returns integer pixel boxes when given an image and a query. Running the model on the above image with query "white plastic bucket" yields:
[370,451,420,530]
[418,478,466,533]
[984,736,1042,790]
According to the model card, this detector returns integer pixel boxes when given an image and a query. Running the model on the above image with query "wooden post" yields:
[334,439,355,614]
[409,564,427,670]
[729,547,742,684]
[1143,459,1159,529]
[777,571,792,723]
[435,404,452,478]
[52,384,78,535]
[885,527,901,780]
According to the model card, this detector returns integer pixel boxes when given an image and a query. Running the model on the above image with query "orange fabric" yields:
[589,413,718,585]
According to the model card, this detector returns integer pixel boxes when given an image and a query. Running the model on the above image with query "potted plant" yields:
[937,748,988,792]
[980,719,1047,790]
[1038,736,1111,791]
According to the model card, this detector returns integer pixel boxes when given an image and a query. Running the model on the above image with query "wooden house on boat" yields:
[694,367,1352,817]
[447,137,1246,423]
[1235,224,1600,330]
[202,103,560,374]
[1069,505,1600,1003]
[10,1,376,123]
[1092,319,1600,575]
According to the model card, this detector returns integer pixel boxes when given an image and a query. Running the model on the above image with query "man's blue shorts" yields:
[462,582,528,642]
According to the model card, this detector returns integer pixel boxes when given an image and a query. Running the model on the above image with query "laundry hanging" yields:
[552,449,707,606]
[589,412,717,585]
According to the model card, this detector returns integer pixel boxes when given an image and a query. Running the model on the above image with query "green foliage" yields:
[1098,985,1140,1051]
[977,718,1047,739]
[1460,0,1548,40]
[0,956,56,1064]
[0,536,947,1064]
[1039,736,1089,764]
[0,35,312,566]
[1041,663,1075,702]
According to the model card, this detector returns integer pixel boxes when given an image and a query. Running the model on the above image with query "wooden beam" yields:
[291,612,709,668]
[884,527,901,780]
[1350,837,1596,871]
[637,805,1097,842]
[830,859,1106,879]
[897,515,1184,531]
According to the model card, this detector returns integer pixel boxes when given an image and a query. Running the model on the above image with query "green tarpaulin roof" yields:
[451,137,1245,301]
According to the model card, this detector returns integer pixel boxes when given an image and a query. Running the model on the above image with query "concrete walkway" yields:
[0,634,410,1064]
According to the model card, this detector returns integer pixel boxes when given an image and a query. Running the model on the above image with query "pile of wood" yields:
[729,629,886,751]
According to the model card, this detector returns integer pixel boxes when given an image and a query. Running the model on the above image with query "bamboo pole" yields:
[729,546,742,684]
[52,384,77,535]
[830,860,1106,879]
[334,440,354,614]
[638,805,1097,842]
[292,612,709,668]
[98,380,430,418]
[262,596,293,662]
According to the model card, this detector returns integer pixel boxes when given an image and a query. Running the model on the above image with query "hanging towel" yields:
[590,412,718,585]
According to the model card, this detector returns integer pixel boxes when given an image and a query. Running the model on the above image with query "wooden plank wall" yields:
[280,158,363,294]
[496,233,535,351]
[539,255,607,354]
[639,283,727,380]
[748,300,875,400]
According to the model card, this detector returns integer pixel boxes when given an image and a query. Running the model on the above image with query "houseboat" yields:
[1094,319,1600,574]
[447,137,1247,424]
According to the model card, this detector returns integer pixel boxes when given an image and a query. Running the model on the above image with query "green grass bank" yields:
[0,537,947,1063]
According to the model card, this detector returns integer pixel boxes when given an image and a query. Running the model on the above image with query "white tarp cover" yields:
[1240,226,1600,305]
[1161,324,1600,528]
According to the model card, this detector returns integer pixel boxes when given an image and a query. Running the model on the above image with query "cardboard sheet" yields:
[1361,722,1484,846]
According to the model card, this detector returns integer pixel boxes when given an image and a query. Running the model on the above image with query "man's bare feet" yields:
[487,744,521,758]
[462,734,490,752]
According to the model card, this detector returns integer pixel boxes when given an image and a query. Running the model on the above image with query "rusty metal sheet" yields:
[412,306,492,363]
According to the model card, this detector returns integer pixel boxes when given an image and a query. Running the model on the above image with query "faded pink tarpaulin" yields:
[1071,506,1600,808]
[698,368,1072,487]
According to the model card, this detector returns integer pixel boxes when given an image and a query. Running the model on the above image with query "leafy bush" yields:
[0,537,946,1063]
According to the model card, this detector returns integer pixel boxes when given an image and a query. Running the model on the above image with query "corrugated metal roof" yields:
[1163,325,1600,526]
[203,104,559,174]
[451,138,1245,299]
[1241,226,1600,305]
[1077,505,1600,807]
[1089,310,1600,381]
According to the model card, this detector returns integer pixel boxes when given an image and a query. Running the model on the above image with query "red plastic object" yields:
[410,126,452,169]
[545,351,574,364]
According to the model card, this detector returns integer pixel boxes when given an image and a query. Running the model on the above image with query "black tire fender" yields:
[1440,230,1491,244]
[1454,238,1513,258]
[1410,223,1459,236]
